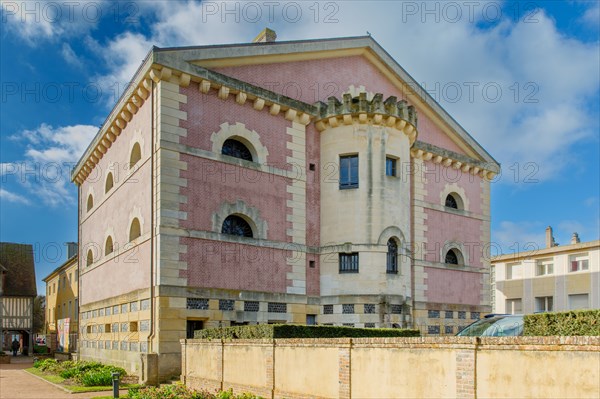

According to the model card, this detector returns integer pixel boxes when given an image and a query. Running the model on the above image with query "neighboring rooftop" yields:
[0,242,37,296]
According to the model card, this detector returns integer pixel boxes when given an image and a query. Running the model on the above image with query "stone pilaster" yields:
[338,341,351,399]
[286,121,307,295]
[154,77,189,287]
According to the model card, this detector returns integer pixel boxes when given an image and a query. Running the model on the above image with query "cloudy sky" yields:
[1,0,599,293]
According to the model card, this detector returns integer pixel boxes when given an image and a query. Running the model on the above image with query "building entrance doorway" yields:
[186,320,203,339]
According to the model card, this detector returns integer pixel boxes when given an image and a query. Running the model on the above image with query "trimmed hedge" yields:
[194,324,420,339]
[524,310,600,336]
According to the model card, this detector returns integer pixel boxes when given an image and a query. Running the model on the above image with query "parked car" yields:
[457,314,524,337]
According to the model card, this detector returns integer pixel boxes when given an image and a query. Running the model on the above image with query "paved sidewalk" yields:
[0,358,127,399]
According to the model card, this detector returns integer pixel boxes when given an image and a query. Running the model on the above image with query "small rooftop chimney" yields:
[545,226,556,248]
[253,28,277,43]
[571,232,581,245]
[66,242,78,259]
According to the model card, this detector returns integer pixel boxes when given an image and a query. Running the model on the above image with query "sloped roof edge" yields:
[72,35,498,180]
[154,35,498,165]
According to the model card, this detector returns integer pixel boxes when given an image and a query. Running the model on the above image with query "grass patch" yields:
[25,366,139,393]
[26,367,65,384]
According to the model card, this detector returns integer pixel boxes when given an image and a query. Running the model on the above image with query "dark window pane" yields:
[387,239,398,273]
[340,155,359,189]
[445,194,458,209]
[445,249,459,265]
[386,157,397,177]
[222,215,253,237]
[222,139,253,162]
[339,253,359,273]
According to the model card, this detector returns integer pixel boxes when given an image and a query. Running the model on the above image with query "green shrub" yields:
[194,324,420,339]
[80,369,114,386]
[128,386,262,399]
[33,345,49,354]
[34,358,59,371]
[35,359,126,384]
[524,310,600,336]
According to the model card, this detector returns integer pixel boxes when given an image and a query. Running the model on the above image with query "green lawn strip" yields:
[26,367,65,384]
[25,367,139,393]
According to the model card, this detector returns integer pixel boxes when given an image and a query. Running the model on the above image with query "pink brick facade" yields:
[73,36,497,380]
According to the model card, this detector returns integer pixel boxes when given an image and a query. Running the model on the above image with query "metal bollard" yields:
[112,372,120,398]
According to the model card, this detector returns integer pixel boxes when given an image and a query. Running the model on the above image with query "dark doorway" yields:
[186,320,204,339]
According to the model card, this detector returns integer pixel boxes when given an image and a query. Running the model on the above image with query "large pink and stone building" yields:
[72,32,499,380]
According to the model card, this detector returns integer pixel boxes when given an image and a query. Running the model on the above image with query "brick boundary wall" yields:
[181,336,600,399]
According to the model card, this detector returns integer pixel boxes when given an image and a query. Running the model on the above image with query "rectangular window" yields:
[428,325,440,335]
[536,259,554,276]
[458,311,466,319]
[365,323,375,328]
[339,155,359,189]
[186,298,209,310]
[130,302,138,312]
[506,262,522,280]
[391,305,402,314]
[244,301,259,312]
[140,320,150,332]
[267,302,287,313]
[470,312,480,320]
[339,253,359,273]
[140,299,150,310]
[445,311,453,319]
[105,306,111,316]
[306,315,317,325]
[505,298,522,314]
[323,304,333,314]
[535,296,553,312]
[428,310,440,319]
[568,294,589,310]
[342,304,354,314]
[121,304,128,314]
[219,299,235,311]
[364,304,376,314]
[385,157,397,177]
[445,326,454,335]
[570,254,589,272]
[98,308,104,317]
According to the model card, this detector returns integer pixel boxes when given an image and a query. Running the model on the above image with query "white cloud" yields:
[38,0,598,185]
[1,0,107,45]
[492,221,547,255]
[283,3,600,183]
[0,188,31,205]
[6,124,98,206]
[580,2,600,27]
[61,43,83,68]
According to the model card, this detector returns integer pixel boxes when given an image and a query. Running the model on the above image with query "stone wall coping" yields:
[182,336,600,351]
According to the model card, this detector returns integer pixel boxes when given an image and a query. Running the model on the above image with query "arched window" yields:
[386,238,398,274]
[221,215,253,238]
[445,193,464,210]
[130,142,141,168]
[105,236,114,256]
[222,139,253,162]
[86,249,93,266]
[129,218,141,242]
[86,194,94,212]
[105,172,114,193]
[445,248,463,265]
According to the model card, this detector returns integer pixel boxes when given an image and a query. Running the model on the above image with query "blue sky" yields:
[1,0,599,294]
